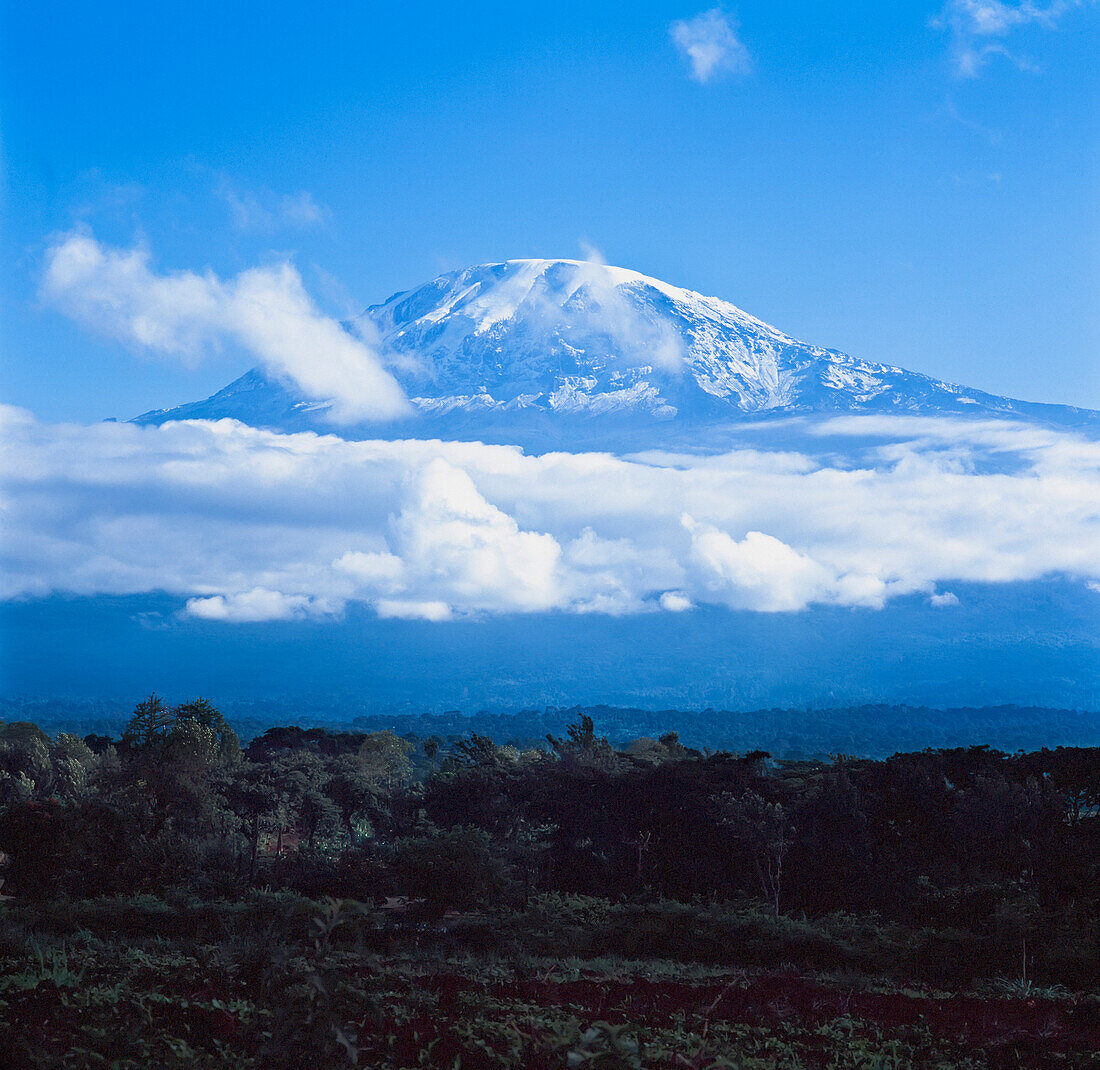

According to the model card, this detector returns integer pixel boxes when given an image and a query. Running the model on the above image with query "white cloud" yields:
[2,407,1099,623]
[375,599,453,622]
[388,459,563,615]
[684,520,888,612]
[930,590,961,607]
[562,528,684,614]
[40,231,411,424]
[659,591,694,612]
[931,0,1088,77]
[185,588,334,622]
[334,550,405,592]
[670,8,753,83]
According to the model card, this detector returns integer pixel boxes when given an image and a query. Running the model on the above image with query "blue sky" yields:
[2,0,1098,421]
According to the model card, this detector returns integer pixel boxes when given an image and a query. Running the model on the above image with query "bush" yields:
[389,826,511,912]
[503,896,907,972]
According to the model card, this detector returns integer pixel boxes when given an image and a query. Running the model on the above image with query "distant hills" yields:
[4,693,1096,759]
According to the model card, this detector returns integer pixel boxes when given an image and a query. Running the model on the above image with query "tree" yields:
[716,791,792,915]
[790,763,874,913]
[121,694,174,749]
[547,715,617,767]
[50,734,97,801]
[0,722,54,802]
[223,762,282,883]
[357,732,413,792]
[173,697,241,760]
[326,760,380,844]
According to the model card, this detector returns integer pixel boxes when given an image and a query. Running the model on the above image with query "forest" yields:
[0,696,1098,1067]
[8,697,1099,761]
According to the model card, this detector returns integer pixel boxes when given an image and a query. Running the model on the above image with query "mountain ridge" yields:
[134,259,1100,447]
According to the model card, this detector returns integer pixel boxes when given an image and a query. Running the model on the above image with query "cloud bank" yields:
[41,232,411,424]
[670,9,753,83]
[2,407,1098,623]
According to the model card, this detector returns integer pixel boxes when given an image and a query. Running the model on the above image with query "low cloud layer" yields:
[41,232,411,424]
[2,408,1098,623]
[670,8,753,83]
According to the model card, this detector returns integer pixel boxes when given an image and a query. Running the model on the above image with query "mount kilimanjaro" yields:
[136,259,1097,448]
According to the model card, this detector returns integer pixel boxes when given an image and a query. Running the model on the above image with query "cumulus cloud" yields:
[388,459,563,614]
[931,0,1088,77]
[334,550,405,592]
[670,8,753,83]
[40,231,411,424]
[1,407,1099,622]
[185,588,335,622]
[930,591,961,607]
[687,522,845,611]
[659,591,694,612]
[683,520,896,611]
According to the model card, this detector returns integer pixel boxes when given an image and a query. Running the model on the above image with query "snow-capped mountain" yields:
[135,259,1098,447]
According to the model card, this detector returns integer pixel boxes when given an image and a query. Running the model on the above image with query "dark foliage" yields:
[0,701,1098,1065]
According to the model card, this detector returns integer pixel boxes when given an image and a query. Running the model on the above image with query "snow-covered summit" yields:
[134,259,1098,447]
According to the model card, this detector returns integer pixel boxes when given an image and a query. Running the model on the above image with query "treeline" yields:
[1,698,1099,985]
[352,702,1100,758]
[5,696,1098,758]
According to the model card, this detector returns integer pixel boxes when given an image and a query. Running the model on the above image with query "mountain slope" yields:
[135,259,1099,447]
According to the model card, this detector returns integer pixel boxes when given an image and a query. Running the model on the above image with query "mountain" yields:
[134,259,1098,448]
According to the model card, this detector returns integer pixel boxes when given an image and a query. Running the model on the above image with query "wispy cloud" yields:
[670,8,752,83]
[40,231,411,424]
[3,408,1098,622]
[934,96,1003,144]
[218,180,327,231]
[931,0,1088,77]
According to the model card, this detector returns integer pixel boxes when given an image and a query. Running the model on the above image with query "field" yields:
[2,895,1098,1069]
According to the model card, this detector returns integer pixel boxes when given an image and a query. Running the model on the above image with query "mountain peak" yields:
[372,257,783,345]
